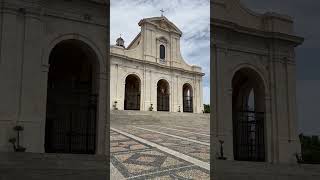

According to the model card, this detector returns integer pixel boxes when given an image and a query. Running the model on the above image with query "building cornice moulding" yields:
[0,1,107,27]
[211,18,304,46]
[111,53,205,77]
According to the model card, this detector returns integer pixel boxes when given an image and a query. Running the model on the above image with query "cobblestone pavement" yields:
[110,117,210,179]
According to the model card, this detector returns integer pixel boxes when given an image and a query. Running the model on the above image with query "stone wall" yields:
[0,0,107,154]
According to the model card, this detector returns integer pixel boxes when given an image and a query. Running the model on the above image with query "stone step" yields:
[215,160,320,179]
[110,110,210,131]
[0,152,108,180]
[111,110,209,122]
[111,109,209,118]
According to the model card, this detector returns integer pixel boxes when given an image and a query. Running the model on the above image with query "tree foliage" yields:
[203,104,210,113]
[299,133,320,164]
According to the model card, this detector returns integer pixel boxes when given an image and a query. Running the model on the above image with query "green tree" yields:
[203,104,210,113]
[299,133,320,164]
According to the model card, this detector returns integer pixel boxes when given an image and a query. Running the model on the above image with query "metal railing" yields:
[233,111,265,161]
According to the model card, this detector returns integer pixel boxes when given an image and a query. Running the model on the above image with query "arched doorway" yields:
[232,68,266,161]
[45,40,98,154]
[157,79,169,111]
[183,83,193,113]
[124,74,141,110]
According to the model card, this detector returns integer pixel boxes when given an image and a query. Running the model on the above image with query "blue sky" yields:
[110,0,210,104]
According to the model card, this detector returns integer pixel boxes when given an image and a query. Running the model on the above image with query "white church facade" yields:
[110,16,205,113]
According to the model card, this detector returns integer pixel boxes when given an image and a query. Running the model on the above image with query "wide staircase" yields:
[110,110,210,128]
[0,152,107,180]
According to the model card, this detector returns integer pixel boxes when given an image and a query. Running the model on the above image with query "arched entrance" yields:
[183,83,193,113]
[45,40,98,154]
[232,68,266,161]
[124,74,141,110]
[157,79,169,111]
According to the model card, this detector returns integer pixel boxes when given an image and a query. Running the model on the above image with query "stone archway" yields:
[183,83,193,113]
[157,79,169,111]
[232,67,266,161]
[124,74,141,110]
[45,39,99,154]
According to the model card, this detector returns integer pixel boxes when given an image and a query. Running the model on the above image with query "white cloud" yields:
[111,0,210,105]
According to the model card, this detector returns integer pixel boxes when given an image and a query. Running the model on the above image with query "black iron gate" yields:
[157,94,169,111]
[183,96,193,113]
[124,92,140,110]
[233,111,265,161]
[45,90,97,154]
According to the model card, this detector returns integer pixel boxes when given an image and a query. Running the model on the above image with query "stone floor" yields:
[110,112,210,179]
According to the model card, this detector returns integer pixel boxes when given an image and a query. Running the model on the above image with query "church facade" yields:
[212,0,304,163]
[110,16,204,113]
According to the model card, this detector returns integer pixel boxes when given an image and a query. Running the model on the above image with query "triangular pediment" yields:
[138,16,182,36]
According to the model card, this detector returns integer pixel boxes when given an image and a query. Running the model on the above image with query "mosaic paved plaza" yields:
[110,112,210,179]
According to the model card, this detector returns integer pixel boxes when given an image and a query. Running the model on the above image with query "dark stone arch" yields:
[124,74,141,110]
[183,83,193,113]
[157,79,169,111]
[45,39,98,154]
[232,67,266,161]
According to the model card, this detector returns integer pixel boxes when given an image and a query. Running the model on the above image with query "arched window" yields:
[46,40,98,154]
[124,74,141,110]
[160,45,165,60]
[183,84,193,113]
[232,68,266,162]
[157,79,169,111]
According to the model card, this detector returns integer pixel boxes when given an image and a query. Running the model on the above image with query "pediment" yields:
[212,0,294,35]
[138,16,182,36]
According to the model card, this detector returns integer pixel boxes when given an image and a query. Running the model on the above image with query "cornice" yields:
[0,1,107,27]
[43,8,107,27]
[211,18,304,46]
[110,53,205,77]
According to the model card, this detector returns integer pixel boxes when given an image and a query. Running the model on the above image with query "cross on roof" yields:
[160,8,165,16]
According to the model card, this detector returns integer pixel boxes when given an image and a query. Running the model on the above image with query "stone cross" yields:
[160,8,165,16]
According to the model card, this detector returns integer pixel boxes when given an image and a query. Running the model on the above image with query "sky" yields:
[241,0,320,135]
[110,0,210,104]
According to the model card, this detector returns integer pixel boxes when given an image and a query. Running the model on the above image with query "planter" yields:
[9,125,27,152]
[15,147,26,152]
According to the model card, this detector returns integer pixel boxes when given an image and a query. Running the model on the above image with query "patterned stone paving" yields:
[110,130,210,179]
[116,126,210,162]
[140,125,210,143]
[168,125,210,134]
[110,120,210,179]
[110,131,150,153]
[129,166,210,180]
[112,148,188,177]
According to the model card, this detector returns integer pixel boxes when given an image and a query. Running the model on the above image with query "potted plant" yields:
[178,106,181,112]
[295,152,303,163]
[113,101,118,110]
[9,125,26,152]
[218,140,227,160]
[149,104,153,111]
